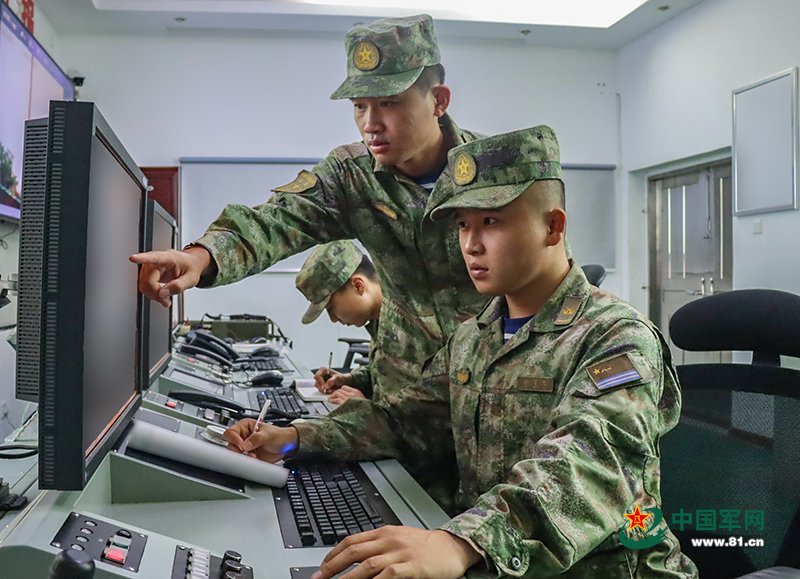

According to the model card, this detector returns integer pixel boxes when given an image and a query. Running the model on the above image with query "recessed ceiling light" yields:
[301,0,650,28]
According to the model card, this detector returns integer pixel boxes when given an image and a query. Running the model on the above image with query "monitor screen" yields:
[146,201,176,381]
[82,134,143,454]
[0,4,74,221]
[16,101,146,490]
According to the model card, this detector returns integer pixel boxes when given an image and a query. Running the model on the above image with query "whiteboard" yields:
[181,159,617,273]
[733,68,798,215]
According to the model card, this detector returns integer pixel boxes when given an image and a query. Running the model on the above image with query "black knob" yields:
[49,549,96,579]
[223,560,243,574]
[222,550,242,564]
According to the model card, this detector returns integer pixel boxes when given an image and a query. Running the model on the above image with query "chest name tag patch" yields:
[587,353,642,390]
[372,201,398,220]
[555,296,583,325]
[456,369,471,384]
[518,377,554,393]
[272,170,318,194]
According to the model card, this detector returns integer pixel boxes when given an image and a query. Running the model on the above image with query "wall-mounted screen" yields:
[0,3,74,221]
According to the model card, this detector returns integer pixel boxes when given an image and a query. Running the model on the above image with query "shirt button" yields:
[510,557,522,571]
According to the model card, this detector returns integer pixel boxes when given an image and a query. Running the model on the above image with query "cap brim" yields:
[301,294,331,324]
[330,68,423,100]
[430,182,533,222]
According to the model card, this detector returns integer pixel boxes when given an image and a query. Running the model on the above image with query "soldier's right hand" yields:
[314,367,352,394]
[223,419,299,464]
[129,247,212,308]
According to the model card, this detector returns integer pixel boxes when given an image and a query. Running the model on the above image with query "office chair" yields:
[581,264,607,287]
[662,289,800,579]
[338,337,370,373]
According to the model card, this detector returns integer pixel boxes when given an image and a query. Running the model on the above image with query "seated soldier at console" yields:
[295,241,382,404]
[226,127,697,579]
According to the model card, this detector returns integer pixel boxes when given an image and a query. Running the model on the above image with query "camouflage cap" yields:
[430,126,563,221]
[330,14,441,100]
[296,241,363,324]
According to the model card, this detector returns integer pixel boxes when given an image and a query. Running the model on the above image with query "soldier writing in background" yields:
[294,241,381,404]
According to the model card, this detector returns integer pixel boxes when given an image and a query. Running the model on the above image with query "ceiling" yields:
[36,0,708,49]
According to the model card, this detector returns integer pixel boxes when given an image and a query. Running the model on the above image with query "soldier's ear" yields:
[546,209,567,246]
[431,84,451,118]
[351,275,367,295]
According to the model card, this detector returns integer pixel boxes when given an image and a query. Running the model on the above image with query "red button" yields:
[103,549,126,564]
[166,401,177,408]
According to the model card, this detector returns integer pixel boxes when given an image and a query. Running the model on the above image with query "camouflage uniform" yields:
[192,15,486,497]
[295,241,377,398]
[296,127,697,577]
[193,15,488,405]
[348,319,377,398]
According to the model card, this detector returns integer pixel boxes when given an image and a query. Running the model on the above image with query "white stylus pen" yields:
[243,399,271,454]
[254,399,272,432]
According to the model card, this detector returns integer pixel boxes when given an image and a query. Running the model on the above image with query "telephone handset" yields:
[186,329,240,361]
[178,343,233,368]
[167,389,247,415]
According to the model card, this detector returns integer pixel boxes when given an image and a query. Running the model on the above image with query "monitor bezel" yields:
[34,101,147,490]
[143,199,176,386]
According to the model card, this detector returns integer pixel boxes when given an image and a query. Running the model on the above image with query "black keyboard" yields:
[237,356,291,372]
[274,463,401,548]
[256,387,308,416]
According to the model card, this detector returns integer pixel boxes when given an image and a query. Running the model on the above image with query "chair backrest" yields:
[661,289,800,579]
[581,264,607,287]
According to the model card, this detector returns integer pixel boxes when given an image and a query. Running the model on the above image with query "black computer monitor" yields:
[16,101,147,490]
[143,199,176,384]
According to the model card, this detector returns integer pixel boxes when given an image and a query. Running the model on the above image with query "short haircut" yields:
[536,179,566,211]
[413,64,446,94]
[353,254,378,282]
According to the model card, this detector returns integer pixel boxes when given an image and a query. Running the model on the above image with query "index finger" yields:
[129,250,178,265]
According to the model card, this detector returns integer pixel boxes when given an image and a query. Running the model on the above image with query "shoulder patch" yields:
[272,170,318,194]
[555,296,583,325]
[587,353,642,390]
[456,369,471,384]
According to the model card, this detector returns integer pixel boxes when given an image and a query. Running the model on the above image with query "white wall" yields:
[58,32,619,166]
[617,0,800,305]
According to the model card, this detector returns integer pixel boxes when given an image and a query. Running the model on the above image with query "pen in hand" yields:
[325,351,334,393]
[243,399,271,454]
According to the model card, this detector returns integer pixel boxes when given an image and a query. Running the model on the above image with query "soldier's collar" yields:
[476,262,591,332]
[476,296,509,329]
[532,261,591,333]
[373,113,464,176]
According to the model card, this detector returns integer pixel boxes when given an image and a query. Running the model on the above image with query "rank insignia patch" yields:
[456,369,471,384]
[453,152,477,186]
[354,41,380,71]
[372,201,398,220]
[518,377,554,392]
[587,354,642,390]
[554,296,582,325]
[272,170,318,194]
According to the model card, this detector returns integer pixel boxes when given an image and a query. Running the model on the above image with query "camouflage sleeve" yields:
[192,157,355,287]
[441,318,669,577]
[291,343,452,464]
[348,364,373,398]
